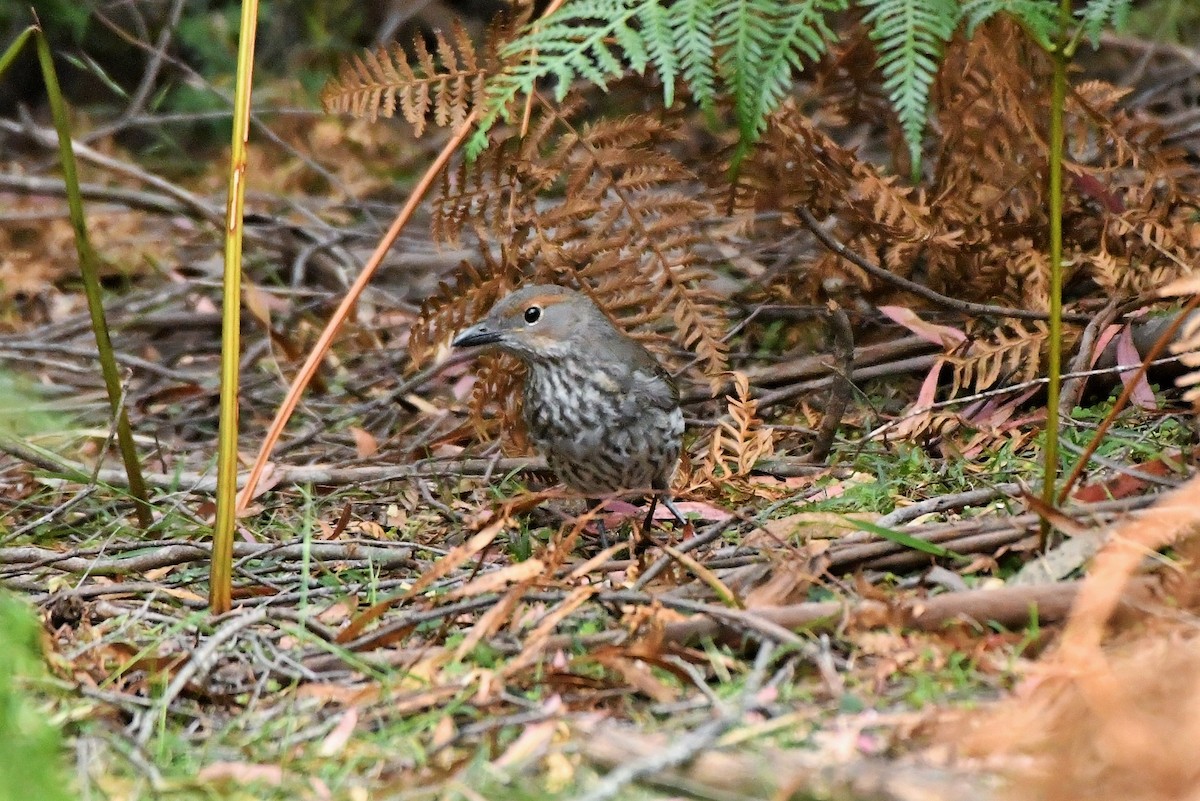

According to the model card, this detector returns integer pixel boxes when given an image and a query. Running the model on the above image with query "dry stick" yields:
[0,434,542,493]
[805,306,853,462]
[685,334,935,403]
[8,116,222,225]
[759,353,940,411]
[874,484,1020,528]
[575,643,777,801]
[660,576,1159,646]
[860,528,1037,573]
[132,607,268,745]
[830,495,1151,570]
[578,722,988,801]
[235,113,479,512]
[0,490,1142,584]
[795,206,1092,324]
[1058,292,1200,503]
[1059,298,1122,417]
[0,173,193,216]
[0,540,419,578]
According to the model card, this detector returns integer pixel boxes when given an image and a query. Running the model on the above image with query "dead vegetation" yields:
[1,6,1200,801]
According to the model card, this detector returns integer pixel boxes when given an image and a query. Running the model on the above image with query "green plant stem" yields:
[16,25,152,527]
[211,0,260,615]
[0,27,33,77]
[1040,0,1072,547]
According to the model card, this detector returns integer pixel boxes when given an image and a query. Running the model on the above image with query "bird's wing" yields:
[611,336,679,410]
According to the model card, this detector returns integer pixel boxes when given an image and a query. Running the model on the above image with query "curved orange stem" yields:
[235,112,478,512]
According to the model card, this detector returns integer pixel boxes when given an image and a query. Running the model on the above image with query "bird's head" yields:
[451,285,610,363]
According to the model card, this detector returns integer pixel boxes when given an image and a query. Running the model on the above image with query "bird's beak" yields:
[452,323,503,349]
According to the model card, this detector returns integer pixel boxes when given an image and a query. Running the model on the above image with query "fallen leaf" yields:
[349,426,378,458]
[878,306,966,347]
[318,707,359,757]
[197,762,284,785]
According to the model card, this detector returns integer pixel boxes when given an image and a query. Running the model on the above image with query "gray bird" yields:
[452,284,687,529]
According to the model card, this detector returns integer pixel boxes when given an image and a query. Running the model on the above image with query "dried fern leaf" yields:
[948,321,1050,397]
[321,20,492,135]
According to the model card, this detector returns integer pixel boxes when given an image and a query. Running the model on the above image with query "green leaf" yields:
[842,517,969,561]
[0,594,72,801]
[637,1,678,105]
[672,0,717,111]
[470,0,856,165]
[716,0,843,161]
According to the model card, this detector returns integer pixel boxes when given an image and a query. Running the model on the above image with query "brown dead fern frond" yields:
[808,26,893,130]
[948,320,1050,398]
[321,20,500,135]
[737,99,960,308]
[741,99,942,244]
[425,101,726,376]
[470,353,529,451]
[696,372,775,493]
[1002,242,1053,312]
[409,249,522,368]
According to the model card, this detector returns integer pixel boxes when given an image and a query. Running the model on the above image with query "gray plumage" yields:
[453,285,684,506]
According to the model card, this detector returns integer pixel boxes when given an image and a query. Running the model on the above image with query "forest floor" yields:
[3,15,1200,801]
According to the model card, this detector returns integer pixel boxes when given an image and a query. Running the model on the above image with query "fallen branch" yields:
[576,721,992,801]
[660,576,1160,645]
[0,436,543,492]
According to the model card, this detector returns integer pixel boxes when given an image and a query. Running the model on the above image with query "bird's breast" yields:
[521,361,682,493]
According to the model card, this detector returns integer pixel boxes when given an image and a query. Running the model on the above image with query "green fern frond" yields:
[861,0,960,176]
[1075,0,1131,46]
[672,0,718,112]
[715,0,775,144]
[752,0,845,121]
[468,0,648,158]
[961,0,1058,49]
[471,0,843,163]
[636,1,679,105]
[717,0,845,156]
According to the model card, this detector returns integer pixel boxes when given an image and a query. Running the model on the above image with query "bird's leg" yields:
[589,498,610,549]
[661,495,689,528]
[640,496,660,531]
[632,496,659,558]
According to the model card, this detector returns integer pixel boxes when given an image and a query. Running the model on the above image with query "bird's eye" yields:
[523,306,542,324]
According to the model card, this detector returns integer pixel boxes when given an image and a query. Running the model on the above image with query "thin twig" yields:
[132,608,269,745]
[797,206,1091,323]
[805,305,854,462]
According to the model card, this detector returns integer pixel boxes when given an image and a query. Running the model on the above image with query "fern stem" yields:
[1040,0,1072,546]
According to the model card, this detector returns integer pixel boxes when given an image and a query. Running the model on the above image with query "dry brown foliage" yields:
[692,372,776,497]
[321,19,502,134]
[323,16,1199,449]
[957,473,1200,801]
[736,20,1200,430]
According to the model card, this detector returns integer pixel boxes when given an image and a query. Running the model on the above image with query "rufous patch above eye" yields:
[502,293,571,320]
[522,294,571,309]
